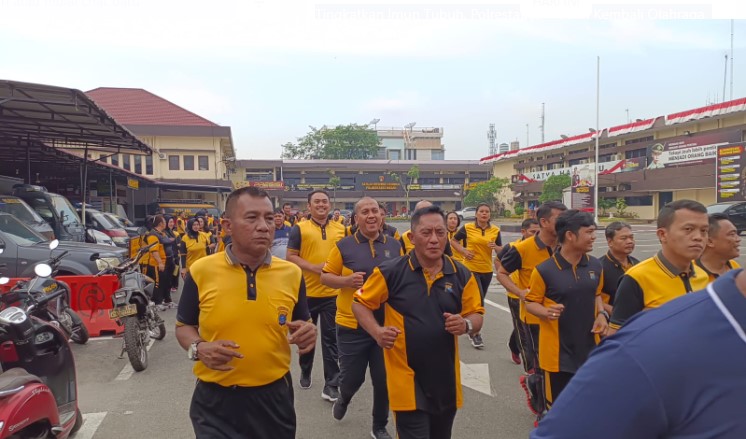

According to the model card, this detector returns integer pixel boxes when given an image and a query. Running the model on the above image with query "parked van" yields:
[147,200,219,218]
[0,195,55,239]
[12,184,86,242]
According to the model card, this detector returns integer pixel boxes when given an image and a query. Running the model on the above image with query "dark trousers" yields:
[507,297,529,371]
[395,409,457,439]
[299,296,339,387]
[337,325,388,429]
[473,272,492,304]
[143,265,164,305]
[190,374,296,439]
[544,371,574,408]
[160,259,174,303]
[515,311,539,374]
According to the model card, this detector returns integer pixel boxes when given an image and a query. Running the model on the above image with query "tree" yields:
[463,178,508,211]
[328,174,341,208]
[615,197,628,217]
[282,124,381,159]
[598,197,615,216]
[539,174,572,203]
[390,165,420,214]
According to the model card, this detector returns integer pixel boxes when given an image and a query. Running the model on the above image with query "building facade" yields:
[376,127,445,160]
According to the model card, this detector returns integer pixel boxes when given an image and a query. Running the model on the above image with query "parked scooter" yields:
[3,240,89,345]
[0,266,83,438]
[95,242,165,372]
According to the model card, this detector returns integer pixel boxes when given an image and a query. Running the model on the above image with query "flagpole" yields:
[594,56,600,224]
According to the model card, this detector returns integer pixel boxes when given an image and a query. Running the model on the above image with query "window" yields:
[388,150,401,160]
[145,155,153,175]
[419,178,440,184]
[624,196,653,206]
[134,155,142,174]
[99,154,107,164]
[198,155,209,171]
[625,148,646,159]
[624,136,654,145]
[599,154,614,162]
[169,155,180,171]
[431,150,445,160]
[111,154,119,167]
[405,149,417,160]
[123,154,131,171]
[184,155,194,171]
[600,142,617,150]
[569,158,588,166]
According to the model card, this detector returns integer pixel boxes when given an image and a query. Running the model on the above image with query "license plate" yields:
[109,304,137,319]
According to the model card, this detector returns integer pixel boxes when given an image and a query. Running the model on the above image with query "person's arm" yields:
[320,245,365,290]
[592,272,609,335]
[287,277,316,354]
[489,230,503,255]
[495,246,528,299]
[525,268,564,320]
[608,275,645,336]
[530,341,666,439]
[285,225,324,274]
[351,267,401,349]
[445,272,484,336]
[179,240,187,275]
[451,226,472,259]
[148,236,165,271]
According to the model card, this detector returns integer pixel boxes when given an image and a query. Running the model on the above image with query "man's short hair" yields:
[274,209,285,216]
[224,186,270,218]
[536,201,567,222]
[708,212,732,236]
[411,205,446,230]
[605,221,631,240]
[307,190,329,203]
[333,208,341,213]
[555,209,596,244]
[521,218,538,230]
[354,197,377,215]
[657,200,707,229]
[283,202,292,208]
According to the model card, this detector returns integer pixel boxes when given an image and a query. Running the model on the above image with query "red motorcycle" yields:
[0,275,82,438]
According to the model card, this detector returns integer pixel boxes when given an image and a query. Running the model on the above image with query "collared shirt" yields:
[531,270,746,439]
[271,224,291,260]
[609,251,709,330]
[499,233,554,324]
[497,238,524,299]
[382,223,401,241]
[453,222,502,274]
[176,245,310,387]
[287,218,345,298]
[179,232,210,270]
[695,258,741,282]
[600,251,640,306]
[323,230,403,329]
[399,229,453,257]
[448,230,465,263]
[353,252,485,414]
[526,253,603,373]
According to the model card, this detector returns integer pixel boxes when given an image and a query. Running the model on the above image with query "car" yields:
[707,201,746,234]
[455,206,477,221]
[0,195,55,240]
[102,212,140,238]
[12,184,86,242]
[0,212,126,278]
[75,207,130,249]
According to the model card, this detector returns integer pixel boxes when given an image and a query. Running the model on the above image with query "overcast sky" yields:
[2,1,744,160]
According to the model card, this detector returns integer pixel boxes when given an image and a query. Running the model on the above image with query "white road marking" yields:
[71,412,107,439]
[114,339,155,381]
[460,361,493,396]
[484,299,510,314]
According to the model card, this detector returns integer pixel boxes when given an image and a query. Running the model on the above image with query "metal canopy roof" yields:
[0,80,152,154]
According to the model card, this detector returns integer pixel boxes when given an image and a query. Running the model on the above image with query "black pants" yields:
[337,325,388,429]
[507,297,530,371]
[544,371,574,408]
[161,258,175,303]
[299,296,339,387]
[395,409,457,439]
[473,272,492,304]
[190,375,295,439]
[506,297,521,355]
[515,311,539,374]
[143,265,164,305]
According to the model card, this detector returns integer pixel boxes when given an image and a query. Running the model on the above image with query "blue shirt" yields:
[272,225,291,260]
[532,269,746,439]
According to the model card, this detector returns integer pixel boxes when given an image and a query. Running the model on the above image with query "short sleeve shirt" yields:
[287,218,345,298]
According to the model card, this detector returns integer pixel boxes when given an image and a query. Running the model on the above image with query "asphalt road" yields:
[70,223,746,439]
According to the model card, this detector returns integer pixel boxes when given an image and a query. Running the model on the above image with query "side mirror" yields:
[90,253,100,262]
[49,239,59,251]
[34,264,53,278]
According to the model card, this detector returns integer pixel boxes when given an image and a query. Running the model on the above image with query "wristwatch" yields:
[187,340,203,361]
[598,310,610,321]
[464,318,473,335]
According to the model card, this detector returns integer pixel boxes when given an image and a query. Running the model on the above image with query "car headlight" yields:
[112,236,129,244]
[96,257,121,271]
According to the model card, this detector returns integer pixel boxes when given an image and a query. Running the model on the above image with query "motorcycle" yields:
[95,242,165,372]
[2,240,89,345]
[0,270,83,438]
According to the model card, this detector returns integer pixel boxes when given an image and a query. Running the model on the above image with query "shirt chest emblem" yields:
[445,282,454,294]
[589,270,596,280]
[277,305,289,326]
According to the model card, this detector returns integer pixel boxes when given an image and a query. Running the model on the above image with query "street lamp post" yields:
[594,56,600,224]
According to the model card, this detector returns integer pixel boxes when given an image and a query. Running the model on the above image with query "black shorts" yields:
[190,373,296,439]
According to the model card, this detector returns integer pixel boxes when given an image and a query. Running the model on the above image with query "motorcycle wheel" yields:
[64,309,90,345]
[72,408,84,433]
[123,316,148,372]
[150,321,167,341]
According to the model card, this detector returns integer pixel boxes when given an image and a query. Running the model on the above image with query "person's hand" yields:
[287,320,317,354]
[545,304,565,321]
[443,312,467,335]
[158,262,165,272]
[181,268,187,279]
[488,242,497,250]
[592,314,609,334]
[197,340,244,371]
[314,263,326,275]
[347,272,366,289]
[375,326,401,349]
[465,250,475,260]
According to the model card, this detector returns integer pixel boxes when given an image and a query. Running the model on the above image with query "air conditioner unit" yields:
[157,152,166,160]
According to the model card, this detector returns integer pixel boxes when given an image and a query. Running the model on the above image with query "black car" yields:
[707,202,746,234]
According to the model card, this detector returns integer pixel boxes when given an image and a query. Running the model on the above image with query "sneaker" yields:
[519,374,544,415]
[470,334,484,349]
[511,351,522,365]
[156,304,168,312]
[370,427,393,439]
[332,398,348,420]
[167,301,178,309]
[322,385,339,402]
[299,372,312,389]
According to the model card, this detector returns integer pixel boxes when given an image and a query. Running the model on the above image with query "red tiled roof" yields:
[85,87,218,127]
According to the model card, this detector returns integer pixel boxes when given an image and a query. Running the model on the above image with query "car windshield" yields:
[90,212,118,229]
[707,203,733,213]
[0,214,45,245]
[0,198,46,224]
[49,194,83,227]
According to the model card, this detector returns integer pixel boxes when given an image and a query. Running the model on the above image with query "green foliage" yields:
[514,204,525,216]
[598,197,615,215]
[539,174,572,203]
[390,165,420,211]
[463,178,508,208]
[282,124,381,159]
[615,197,628,216]
[328,174,341,207]
[503,210,512,217]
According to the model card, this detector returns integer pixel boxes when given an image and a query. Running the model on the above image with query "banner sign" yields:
[716,143,746,202]
[645,130,739,170]
[570,164,595,213]
[408,184,462,190]
[127,178,139,190]
[233,181,285,190]
[363,182,400,191]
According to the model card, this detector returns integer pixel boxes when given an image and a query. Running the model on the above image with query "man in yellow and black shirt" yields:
[321,197,402,439]
[379,203,401,241]
[695,213,741,282]
[525,210,608,410]
[610,200,710,334]
[400,200,452,256]
[175,186,316,439]
[287,190,346,400]
[352,205,484,439]
[283,202,296,227]
[600,222,639,313]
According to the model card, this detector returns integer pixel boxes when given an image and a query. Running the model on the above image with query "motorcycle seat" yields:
[0,368,41,395]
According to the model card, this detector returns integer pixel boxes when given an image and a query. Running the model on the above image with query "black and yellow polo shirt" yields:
[399,229,453,257]
[600,252,640,306]
[382,223,401,241]
[179,232,210,271]
[448,230,465,263]
[609,251,709,330]
[287,218,345,298]
[695,258,741,282]
[176,245,310,387]
[353,252,484,414]
[499,233,554,324]
[453,222,502,274]
[496,238,523,300]
[526,253,603,373]
[323,230,403,329]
